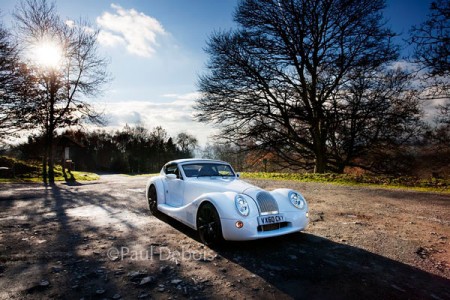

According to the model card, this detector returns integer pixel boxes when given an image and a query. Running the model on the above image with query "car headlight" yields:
[289,191,306,209]
[235,194,250,216]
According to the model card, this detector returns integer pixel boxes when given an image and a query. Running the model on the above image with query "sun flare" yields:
[32,40,63,69]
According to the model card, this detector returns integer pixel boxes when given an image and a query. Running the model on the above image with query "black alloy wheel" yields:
[148,185,159,215]
[197,202,224,247]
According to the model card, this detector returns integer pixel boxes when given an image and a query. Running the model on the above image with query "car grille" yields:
[256,191,279,215]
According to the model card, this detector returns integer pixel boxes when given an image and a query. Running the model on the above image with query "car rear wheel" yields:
[197,202,224,247]
[147,185,159,215]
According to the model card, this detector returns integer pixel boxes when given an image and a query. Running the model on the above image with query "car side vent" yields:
[256,191,279,215]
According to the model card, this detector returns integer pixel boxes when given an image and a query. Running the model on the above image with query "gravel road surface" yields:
[0,174,449,299]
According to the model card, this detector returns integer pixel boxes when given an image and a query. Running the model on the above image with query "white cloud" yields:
[64,19,96,34]
[65,20,75,28]
[162,92,200,101]
[98,30,125,47]
[96,99,215,146]
[96,4,166,57]
[388,60,418,72]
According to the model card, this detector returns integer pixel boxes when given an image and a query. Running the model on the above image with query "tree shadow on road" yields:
[0,183,132,299]
[156,214,450,300]
[2,180,449,299]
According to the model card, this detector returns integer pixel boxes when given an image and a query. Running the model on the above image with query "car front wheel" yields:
[197,202,224,247]
[147,185,159,215]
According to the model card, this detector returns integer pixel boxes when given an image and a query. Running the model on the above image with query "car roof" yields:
[165,158,229,165]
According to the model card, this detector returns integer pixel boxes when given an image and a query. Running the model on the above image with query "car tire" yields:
[197,202,224,247]
[147,185,159,216]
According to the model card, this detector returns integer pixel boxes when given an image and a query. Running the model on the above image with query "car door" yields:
[164,164,184,207]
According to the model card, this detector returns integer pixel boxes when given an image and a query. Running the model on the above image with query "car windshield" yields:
[182,163,235,178]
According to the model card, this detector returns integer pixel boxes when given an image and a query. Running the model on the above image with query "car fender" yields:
[192,192,259,227]
[146,176,166,205]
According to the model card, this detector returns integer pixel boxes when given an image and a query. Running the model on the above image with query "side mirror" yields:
[166,174,177,180]
[236,172,240,178]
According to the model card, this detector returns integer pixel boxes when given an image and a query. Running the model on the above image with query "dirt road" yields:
[0,175,449,299]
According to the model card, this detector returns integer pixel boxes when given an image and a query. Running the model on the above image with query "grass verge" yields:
[119,173,159,177]
[240,172,450,193]
[0,156,99,183]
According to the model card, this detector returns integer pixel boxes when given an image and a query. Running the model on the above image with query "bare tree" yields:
[327,68,422,172]
[433,102,450,147]
[201,141,245,171]
[409,0,449,151]
[176,132,198,157]
[0,18,37,140]
[195,0,420,173]
[410,0,449,78]
[409,0,449,122]
[14,0,109,183]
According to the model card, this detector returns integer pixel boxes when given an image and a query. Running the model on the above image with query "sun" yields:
[32,40,63,69]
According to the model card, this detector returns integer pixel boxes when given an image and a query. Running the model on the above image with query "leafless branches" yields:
[12,0,110,182]
[196,0,420,173]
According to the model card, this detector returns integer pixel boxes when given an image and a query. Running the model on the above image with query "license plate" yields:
[258,214,284,225]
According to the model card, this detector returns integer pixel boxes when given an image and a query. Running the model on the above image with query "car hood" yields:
[186,177,262,198]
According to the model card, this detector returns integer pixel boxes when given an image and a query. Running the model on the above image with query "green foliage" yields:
[241,172,449,193]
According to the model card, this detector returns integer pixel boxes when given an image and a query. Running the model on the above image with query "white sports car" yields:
[146,159,309,245]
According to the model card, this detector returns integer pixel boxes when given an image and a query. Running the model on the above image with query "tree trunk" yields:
[312,120,327,173]
[42,152,47,184]
[48,132,55,183]
[47,72,56,184]
[314,151,327,173]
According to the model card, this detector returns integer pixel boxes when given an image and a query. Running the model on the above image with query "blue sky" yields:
[0,0,434,145]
